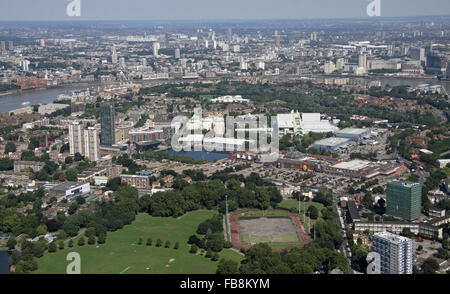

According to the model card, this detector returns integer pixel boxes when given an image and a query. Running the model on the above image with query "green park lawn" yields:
[35,210,243,274]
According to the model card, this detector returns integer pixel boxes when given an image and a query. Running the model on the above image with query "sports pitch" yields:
[239,217,301,244]
[230,209,310,251]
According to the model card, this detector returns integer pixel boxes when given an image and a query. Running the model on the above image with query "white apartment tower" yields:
[111,45,118,64]
[358,54,367,73]
[69,122,84,156]
[372,231,413,274]
[69,122,99,161]
[83,127,100,161]
[153,42,160,57]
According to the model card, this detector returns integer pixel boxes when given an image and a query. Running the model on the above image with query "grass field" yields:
[238,210,289,218]
[35,210,243,274]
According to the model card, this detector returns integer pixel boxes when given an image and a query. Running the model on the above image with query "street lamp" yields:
[308,211,311,235]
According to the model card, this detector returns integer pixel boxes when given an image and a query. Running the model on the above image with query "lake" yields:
[164,149,230,161]
[0,251,9,274]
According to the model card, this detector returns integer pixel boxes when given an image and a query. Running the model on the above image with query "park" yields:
[35,210,243,274]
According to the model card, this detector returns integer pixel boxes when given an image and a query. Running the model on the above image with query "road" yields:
[332,189,354,274]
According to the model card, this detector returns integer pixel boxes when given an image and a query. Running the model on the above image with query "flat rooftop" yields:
[388,180,420,188]
[336,128,370,135]
[331,159,372,171]
[373,231,412,244]
[51,181,88,191]
[314,137,350,146]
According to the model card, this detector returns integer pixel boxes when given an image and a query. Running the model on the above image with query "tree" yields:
[36,224,47,236]
[97,234,106,244]
[65,169,78,182]
[188,235,200,245]
[156,238,162,247]
[4,142,16,154]
[62,222,80,237]
[6,238,17,250]
[48,242,57,252]
[78,237,85,246]
[84,227,96,239]
[216,259,239,274]
[205,249,213,258]
[422,258,440,274]
[146,238,153,246]
[293,262,314,274]
[68,239,74,248]
[68,201,79,215]
[165,240,171,248]
[190,244,198,254]
[307,205,319,220]
[174,242,179,250]
[58,241,65,250]
[0,158,13,171]
[361,193,374,209]
[437,248,449,260]
[212,252,219,261]
[88,235,96,245]
[138,237,143,245]
[74,152,84,162]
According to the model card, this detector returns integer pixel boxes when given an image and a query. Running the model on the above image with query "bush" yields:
[6,238,16,250]
[88,235,96,245]
[212,252,219,261]
[97,234,106,244]
[205,249,213,258]
[68,239,74,248]
[223,241,233,248]
[307,205,319,220]
[48,242,57,253]
[190,244,198,254]
[78,237,85,246]
[188,235,200,244]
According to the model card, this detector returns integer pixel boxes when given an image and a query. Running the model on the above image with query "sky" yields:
[0,0,449,21]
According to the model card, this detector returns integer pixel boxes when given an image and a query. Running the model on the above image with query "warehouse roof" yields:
[336,128,370,135]
[313,137,350,146]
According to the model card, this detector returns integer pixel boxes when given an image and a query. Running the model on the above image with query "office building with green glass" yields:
[386,181,421,221]
[100,102,115,146]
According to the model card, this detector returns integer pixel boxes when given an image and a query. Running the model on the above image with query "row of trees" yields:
[139,177,282,218]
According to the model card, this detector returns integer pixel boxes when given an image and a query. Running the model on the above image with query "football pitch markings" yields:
[119,266,131,274]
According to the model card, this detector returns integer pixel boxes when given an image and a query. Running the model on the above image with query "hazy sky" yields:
[0,0,449,21]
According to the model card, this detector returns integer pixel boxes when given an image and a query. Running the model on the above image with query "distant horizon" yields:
[0,0,449,21]
[0,14,449,23]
